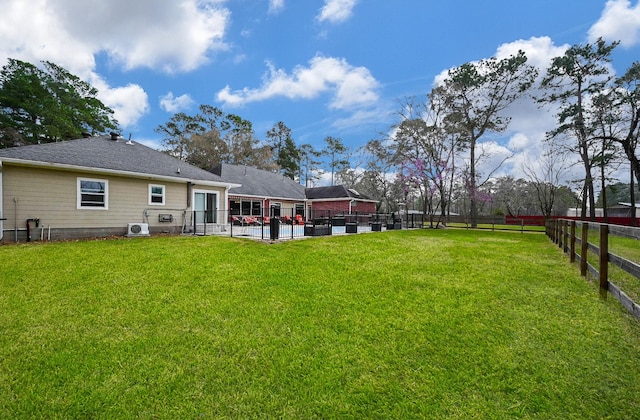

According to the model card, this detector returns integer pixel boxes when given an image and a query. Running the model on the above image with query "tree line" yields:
[0,59,117,147]
[2,38,639,226]
[154,106,351,188]
[349,38,640,226]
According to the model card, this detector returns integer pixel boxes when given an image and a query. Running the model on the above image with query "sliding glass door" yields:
[194,191,218,224]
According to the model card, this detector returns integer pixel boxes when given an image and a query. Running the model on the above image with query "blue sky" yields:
[1,0,640,182]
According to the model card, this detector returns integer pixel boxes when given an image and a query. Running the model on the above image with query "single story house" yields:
[0,134,238,242]
[211,163,307,222]
[305,185,377,216]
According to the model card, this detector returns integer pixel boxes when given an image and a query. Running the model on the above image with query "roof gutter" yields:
[0,158,240,189]
[228,193,308,202]
[308,197,378,203]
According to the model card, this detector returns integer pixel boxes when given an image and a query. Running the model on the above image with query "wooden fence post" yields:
[570,221,576,263]
[580,222,588,277]
[556,219,561,245]
[559,220,565,248]
[546,219,551,240]
[563,220,569,253]
[599,224,609,299]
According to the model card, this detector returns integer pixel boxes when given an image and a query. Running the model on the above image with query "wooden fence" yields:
[546,219,640,320]
[441,215,544,232]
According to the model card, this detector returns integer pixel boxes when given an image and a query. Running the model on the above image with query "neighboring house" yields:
[608,203,640,218]
[0,134,238,242]
[211,163,307,220]
[305,185,377,216]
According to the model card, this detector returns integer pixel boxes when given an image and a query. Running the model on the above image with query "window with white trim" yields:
[77,178,108,209]
[149,184,165,205]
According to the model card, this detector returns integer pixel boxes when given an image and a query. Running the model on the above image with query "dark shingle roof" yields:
[305,185,375,201]
[212,163,306,200]
[0,135,232,185]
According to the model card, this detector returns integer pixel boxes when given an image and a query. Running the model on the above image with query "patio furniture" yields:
[346,222,357,234]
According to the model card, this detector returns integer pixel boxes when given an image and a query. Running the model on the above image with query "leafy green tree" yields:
[600,62,640,211]
[266,121,300,179]
[322,136,350,185]
[522,143,571,218]
[298,143,323,187]
[596,182,640,206]
[538,38,619,220]
[155,112,201,161]
[488,177,538,216]
[156,104,274,170]
[187,130,228,169]
[357,139,398,212]
[391,94,460,224]
[589,91,625,219]
[613,63,640,179]
[0,59,117,147]
[438,51,538,226]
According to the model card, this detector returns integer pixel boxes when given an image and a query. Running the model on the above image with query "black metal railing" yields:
[190,209,412,240]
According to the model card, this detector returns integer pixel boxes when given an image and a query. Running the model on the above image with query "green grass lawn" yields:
[446,222,546,232]
[1,230,639,418]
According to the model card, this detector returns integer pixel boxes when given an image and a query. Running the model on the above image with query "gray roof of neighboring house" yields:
[212,163,306,200]
[0,135,234,185]
[305,185,375,201]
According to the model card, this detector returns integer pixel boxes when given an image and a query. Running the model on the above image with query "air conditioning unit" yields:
[127,222,150,237]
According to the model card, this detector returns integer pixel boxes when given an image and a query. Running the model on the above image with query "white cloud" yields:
[135,137,163,151]
[91,76,149,129]
[508,133,531,152]
[216,55,380,110]
[317,0,358,23]
[475,141,514,179]
[159,92,195,113]
[433,36,567,84]
[588,0,640,47]
[331,104,394,132]
[268,0,285,14]
[0,0,231,75]
[0,0,230,129]
[0,0,96,77]
[494,36,569,69]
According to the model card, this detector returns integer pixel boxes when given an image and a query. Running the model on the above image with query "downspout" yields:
[222,185,231,225]
[0,160,3,241]
[187,182,193,232]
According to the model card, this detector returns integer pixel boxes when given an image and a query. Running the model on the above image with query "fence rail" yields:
[546,219,640,320]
